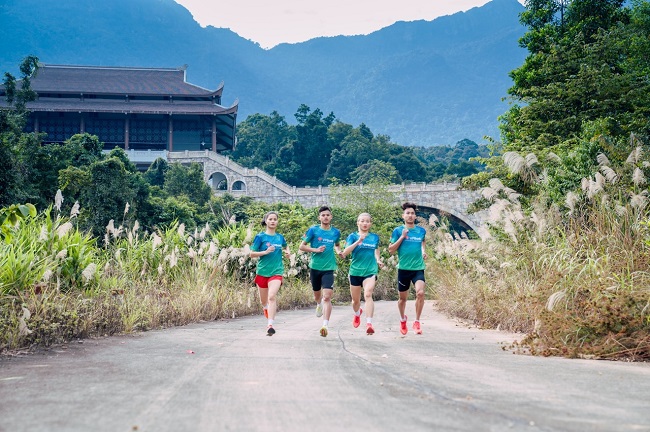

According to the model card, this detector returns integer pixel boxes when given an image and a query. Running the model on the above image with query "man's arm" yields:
[388,228,407,254]
[299,240,324,253]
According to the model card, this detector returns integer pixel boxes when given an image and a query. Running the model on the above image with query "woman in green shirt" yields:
[341,213,383,335]
[250,211,291,336]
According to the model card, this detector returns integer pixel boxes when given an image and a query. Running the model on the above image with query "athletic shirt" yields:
[346,232,380,277]
[251,232,287,277]
[390,225,426,270]
[302,225,341,271]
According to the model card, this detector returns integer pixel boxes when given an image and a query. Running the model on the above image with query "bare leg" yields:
[414,280,425,320]
[398,290,408,319]
[350,285,362,313]
[258,287,268,310]
[314,290,322,305]
[322,288,333,320]
[267,280,281,320]
[363,278,375,318]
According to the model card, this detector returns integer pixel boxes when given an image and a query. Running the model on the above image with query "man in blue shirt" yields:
[299,206,342,337]
[388,202,427,336]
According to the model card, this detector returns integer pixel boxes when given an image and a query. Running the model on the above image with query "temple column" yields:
[212,118,217,152]
[124,116,130,150]
[168,116,174,151]
[34,116,39,133]
[80,116,85,134]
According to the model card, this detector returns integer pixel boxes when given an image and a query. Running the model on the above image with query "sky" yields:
[173,0,522,49]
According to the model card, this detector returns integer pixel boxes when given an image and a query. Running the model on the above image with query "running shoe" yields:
[366,323,375,335]
[267,325,275,336]
[353,308,363,328]
[316,303,323,317]
[400,316,408,335]
[320,326,328,337]
[413,321,422,335]
[263,308,269,319]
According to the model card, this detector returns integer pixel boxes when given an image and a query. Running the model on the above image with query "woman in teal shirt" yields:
[250,211,290,336]
[341,213,383,335]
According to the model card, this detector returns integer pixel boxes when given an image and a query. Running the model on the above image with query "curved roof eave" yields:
[221,99,239,115]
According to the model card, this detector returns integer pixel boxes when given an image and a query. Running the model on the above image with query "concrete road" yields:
[1,300,648,432]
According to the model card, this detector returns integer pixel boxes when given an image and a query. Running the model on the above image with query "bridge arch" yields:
[417,203,478,238]
[208,171,228,190]
[232,180,246,191]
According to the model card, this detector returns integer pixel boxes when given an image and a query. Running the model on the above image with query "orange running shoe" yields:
[263,308,269,319]
[400,316,408,335]
[413,321,422,335]
[320,326,328,337]
[366,323,375,335]
[353,308,363,328]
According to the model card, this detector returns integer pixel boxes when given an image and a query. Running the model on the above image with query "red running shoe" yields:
[366,323,375,335]
[413,321,422,335]
[353,308,363,328]
[400,316,408,335]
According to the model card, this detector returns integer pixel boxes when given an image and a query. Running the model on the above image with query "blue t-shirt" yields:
[251,232,287,276]
[390,225,426,270]
[346,232,380,277]
[302,225,341,271]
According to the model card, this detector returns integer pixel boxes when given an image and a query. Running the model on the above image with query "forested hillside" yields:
[0,0,527,146]
[229,107,489,187]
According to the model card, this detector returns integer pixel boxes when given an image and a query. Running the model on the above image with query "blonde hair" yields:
[357,212,372,222]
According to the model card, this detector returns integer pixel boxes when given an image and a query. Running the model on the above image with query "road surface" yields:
[1,300,649,431]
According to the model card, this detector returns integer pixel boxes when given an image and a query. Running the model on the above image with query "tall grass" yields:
[1,197,405,352]
[431,147,650,360]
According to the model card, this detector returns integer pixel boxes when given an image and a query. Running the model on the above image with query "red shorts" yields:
[255,274,283,288]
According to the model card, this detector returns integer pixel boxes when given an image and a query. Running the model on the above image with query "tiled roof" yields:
[28,64,223,97]
[20,98,238,116]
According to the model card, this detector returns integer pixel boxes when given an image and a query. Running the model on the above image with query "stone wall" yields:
[167,150,490,238]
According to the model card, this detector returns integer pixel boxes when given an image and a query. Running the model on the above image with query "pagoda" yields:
[3,63,238,164]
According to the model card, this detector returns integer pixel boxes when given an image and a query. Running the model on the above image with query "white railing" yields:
[103,149,167,163]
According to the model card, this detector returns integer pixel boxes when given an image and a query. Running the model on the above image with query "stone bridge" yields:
[167,151,490,239]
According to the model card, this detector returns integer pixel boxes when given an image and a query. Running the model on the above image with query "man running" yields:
[299,206,341,337]
[388,202,427,335]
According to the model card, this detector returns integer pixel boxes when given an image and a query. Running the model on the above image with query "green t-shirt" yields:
[346,232,380,277]
[390,225,426,271]
[251,232,287,277]
[302,225,341,271]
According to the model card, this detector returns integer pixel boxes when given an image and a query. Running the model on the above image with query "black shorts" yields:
[397,269,425,292]
[310,269,334,291]
[349,274,376,287]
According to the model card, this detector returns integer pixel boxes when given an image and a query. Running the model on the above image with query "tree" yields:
[501,0,642,154]
[0,56,39,207]
[143,157,168,187]
[163,163,211,207]
[388,151,429,182]
[445,160,479,178]
[79,155,146,236]
[350,159,402,185]
[323,128,388,183]
[230,111,295,175]
[292,104,336,186]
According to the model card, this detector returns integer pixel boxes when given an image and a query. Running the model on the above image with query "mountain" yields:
[0,0,527,146]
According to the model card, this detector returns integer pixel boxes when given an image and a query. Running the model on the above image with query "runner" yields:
[249,211,291,336]
[299,205,342,337]
[341,212,383,335]
[388,202,428,335]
